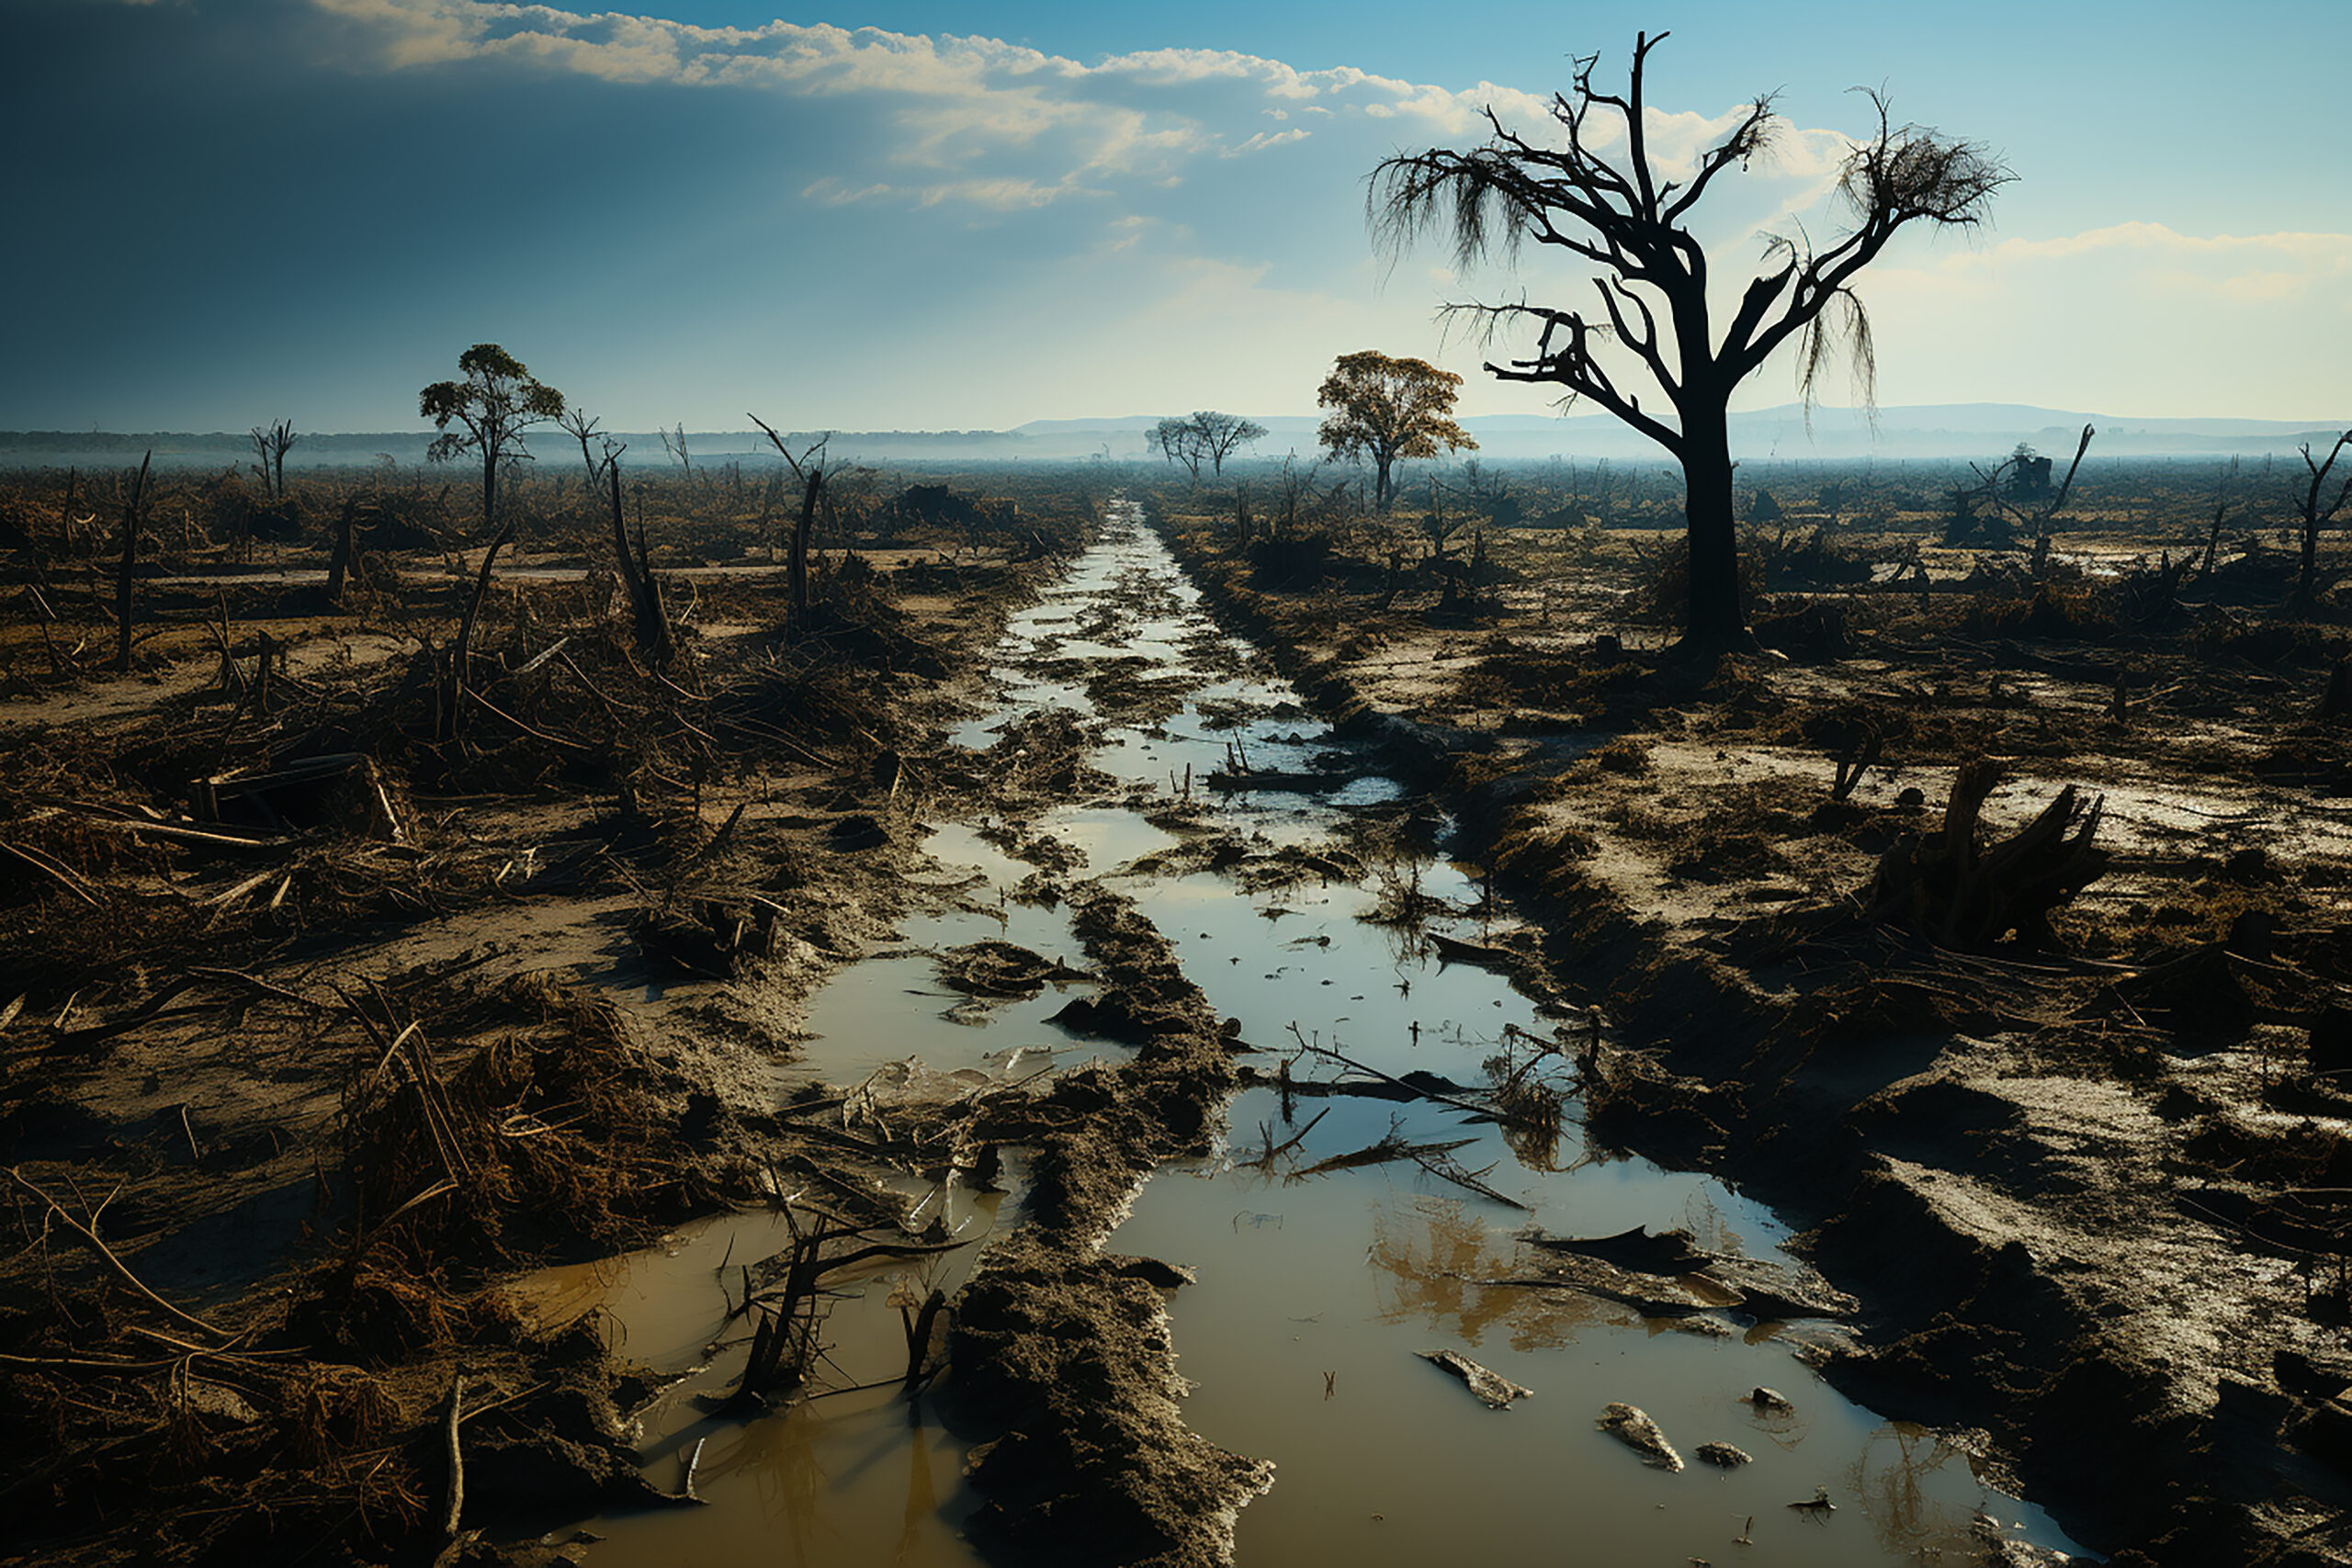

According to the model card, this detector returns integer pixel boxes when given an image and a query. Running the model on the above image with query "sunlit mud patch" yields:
[509,1179,1012,1568]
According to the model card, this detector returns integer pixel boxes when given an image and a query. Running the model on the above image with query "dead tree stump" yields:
[1868,757,2108,951]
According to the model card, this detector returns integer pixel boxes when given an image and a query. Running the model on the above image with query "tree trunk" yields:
[2301,517,2319,607]
[445,525,514,737]
[1679,403,1742,648]
[327,499,355,604]
[1374,453,1393,511]
[609,461,673,669]
[789,471,820,626]
[481,448,499,536]
[115,452,150,672]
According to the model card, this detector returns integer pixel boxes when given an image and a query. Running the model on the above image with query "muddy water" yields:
[538,503,2091,1565]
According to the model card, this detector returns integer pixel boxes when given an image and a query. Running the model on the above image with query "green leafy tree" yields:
[1370,31,2007,649]
[419,344,565,532]
[1316,351,1476,508]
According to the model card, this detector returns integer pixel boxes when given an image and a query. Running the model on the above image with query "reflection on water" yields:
[514,1186,1006,1568]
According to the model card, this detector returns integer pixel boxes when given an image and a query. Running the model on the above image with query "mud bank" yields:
[945,891,1269,1567]
[1160,506,2352,1566]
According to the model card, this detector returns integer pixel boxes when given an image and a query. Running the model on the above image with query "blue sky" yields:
[5,0,2346,434]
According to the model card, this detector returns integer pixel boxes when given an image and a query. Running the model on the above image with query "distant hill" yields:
[2,403,2340,471]
[1012,404,2346,461]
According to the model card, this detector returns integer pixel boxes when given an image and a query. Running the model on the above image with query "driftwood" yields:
[440,1374,466,1540]
[6,1168,232,1339]
[1428,931,1517,971]
[607,452,675,670]
[1418,1348,1532,1408]
[0,840,102,906]
[1297,1131,1472,1178]
[1868,757,2107,951]
[444,524,514,737]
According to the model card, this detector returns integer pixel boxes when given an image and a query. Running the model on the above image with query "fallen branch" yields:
[0,840,102,907]
[6,1168,233,1339]
[1290,1029,1517,1124]
[1408,1147,1529,1210]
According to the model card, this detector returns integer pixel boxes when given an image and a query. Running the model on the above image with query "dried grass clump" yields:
[292,976,694,1361]
[1587,736,1652,774]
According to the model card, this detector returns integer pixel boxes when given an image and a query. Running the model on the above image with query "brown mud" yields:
[1159,496,2352,1566]
[0,468,1205,1566]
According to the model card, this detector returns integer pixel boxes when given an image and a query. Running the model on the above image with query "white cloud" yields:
[300,1,1760,213]
[1224,128,1310,157]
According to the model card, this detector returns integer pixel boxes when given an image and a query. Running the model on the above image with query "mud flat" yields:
[1159,492,2352,1566]
[0,468,1104,1567]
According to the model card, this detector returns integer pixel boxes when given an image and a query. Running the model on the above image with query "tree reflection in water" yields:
[1365,1195,1620,1351]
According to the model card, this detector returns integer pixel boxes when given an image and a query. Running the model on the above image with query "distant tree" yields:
[660,422,693,481]
[249,419,298,501]
[1190,411,1268,475]
[1369,30,2009,649]
[1315,350,1476,508]
[419,344,565,533]
[1150,417,1208,481]
[2294,431,2352,607]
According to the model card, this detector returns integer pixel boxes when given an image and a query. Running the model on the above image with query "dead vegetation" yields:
[1155,454,2352,1567]
[0,457,1095,1565]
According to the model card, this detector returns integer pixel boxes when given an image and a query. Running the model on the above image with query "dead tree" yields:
[561,409,673,669]
[659,422,692,483]
[1963,424,2095,573]
[443,524,514,735]
[1868,757,2108,951]
[1371,31,2009,649]
[748,415,831,627]
[114,452,150,672]
[327,497,360,603]
[2293,431,2352,607]
[249,419,299,501]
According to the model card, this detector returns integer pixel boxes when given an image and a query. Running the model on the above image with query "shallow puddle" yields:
[542,502,2091,1565]
[518,1179,1010,1568]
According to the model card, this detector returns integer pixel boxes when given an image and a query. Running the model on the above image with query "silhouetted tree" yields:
[1190,411,1268,475]
[249,419,298,501]
[1371,31,2008,649]
[2294,431,2352,607]
[1150,417,1208,481]
[420,344,565,534]
[1316,351,1476,508]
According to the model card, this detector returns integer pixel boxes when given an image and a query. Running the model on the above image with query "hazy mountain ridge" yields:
[3,403,2341,470]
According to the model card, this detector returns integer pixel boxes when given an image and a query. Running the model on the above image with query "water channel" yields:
[532,502,2091,1566]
